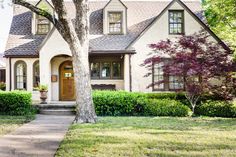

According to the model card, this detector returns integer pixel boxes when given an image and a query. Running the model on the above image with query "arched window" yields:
[33,61,40,90]
[15,61,27,90]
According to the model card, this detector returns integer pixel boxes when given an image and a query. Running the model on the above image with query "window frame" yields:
[152,62,165,91]
[90,61,123,80]
[168,10,185,35]
[33,60,40,90]
[15,61,27,90]
[36,15,50,35]
[108,11,123,35]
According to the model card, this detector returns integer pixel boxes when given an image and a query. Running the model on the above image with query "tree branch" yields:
[13,0,59,27]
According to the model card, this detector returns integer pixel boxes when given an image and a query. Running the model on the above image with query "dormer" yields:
[103,0,127,35]
[31,0,54,35]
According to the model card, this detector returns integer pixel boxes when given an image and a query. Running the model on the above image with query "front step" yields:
[35,102,76,115]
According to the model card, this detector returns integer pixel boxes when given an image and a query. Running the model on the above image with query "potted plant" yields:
[39,84,48,104]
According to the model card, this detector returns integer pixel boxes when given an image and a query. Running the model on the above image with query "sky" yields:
[0,0,200,54]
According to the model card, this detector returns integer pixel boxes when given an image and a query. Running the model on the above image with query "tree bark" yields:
[13,0,97,123]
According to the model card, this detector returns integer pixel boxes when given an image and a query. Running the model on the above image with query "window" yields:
[90,61,122,79]
[0,69,5,82]
[101,62,111,78]
[15,61,27,90]
[108,12,122,34]
[169,10,184,34]
[112,62,121,78]
[36,15,50,34]
[169,76,184,90]
[90,62,100,79]
[153,62,164,90]
[33,61,40,90]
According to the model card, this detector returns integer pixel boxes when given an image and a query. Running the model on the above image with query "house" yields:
[4,0,229,102]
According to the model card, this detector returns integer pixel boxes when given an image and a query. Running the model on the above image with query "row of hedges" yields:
[0,91,35,116]
[93,91,190,117]
[93,90,236,118]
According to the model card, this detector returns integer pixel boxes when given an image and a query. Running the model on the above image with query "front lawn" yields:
[56,117,236,157]
[0,116,34,136]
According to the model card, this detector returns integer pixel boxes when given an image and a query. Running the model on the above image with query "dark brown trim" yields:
[90,50,136,54]
[168,10,185,35]
[9,57,12,90]
[4,55,39,58]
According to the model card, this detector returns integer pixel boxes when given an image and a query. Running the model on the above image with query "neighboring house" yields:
[4,0,229,102]
[0,54,6,83]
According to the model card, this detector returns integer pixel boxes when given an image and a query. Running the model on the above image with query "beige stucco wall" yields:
[103,0,127,34]
[129,1,219,92]
[5,57,40,103]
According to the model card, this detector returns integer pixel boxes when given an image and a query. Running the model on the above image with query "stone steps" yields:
[35,102,76,115]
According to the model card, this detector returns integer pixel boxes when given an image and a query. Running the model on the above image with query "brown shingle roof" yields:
[4,0,203,57]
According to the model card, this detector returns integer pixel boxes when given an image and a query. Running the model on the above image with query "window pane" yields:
[153,62,164,89]
[112,62,121,78]
[169,11,183,34]
[169,76,184,90]
[90,62,100,78]
[16,62,27,90]
[33,61,40,89]
[109,12,122,34]
[37,24,50,34]
[101,63,111,78]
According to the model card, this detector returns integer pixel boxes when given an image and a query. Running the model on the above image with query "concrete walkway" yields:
[0,114,74,157]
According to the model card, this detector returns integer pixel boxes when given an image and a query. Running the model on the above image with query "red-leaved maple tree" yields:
[143,31,235,114]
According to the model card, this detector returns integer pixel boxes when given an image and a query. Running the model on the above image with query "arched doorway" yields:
[59,60,75,101]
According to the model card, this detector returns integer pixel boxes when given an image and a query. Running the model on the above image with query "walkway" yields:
[0,114,74,157]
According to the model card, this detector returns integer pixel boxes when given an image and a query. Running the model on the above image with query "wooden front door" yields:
[60,61,75,101]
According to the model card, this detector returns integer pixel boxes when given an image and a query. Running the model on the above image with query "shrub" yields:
[0,91,35,116]
[144,99,190,117]
[93,90,146,116]
[92,91,189,117]
[0,82,6,91]
[195,100,236,118]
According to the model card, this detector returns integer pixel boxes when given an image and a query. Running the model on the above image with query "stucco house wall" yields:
[129,1,219,92]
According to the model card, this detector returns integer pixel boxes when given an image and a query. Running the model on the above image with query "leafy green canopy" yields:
[203,0,236,54]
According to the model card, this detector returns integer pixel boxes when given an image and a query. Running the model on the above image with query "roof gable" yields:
[127,0,230,51]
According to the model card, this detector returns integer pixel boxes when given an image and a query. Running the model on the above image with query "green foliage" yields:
[38,84,48,91]
[0,82,6,91]
[203,0,236,53]
[93,91,189,117]
[0,91,35,116]
[195,100,236,118]
[145,99,190,117]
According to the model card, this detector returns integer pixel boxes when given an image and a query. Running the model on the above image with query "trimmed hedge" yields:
[93,91,189,117]
[144,99,190,117]
[195,100,236,118]
[0,91,35,116]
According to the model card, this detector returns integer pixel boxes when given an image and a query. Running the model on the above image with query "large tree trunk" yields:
[13,0,97,123]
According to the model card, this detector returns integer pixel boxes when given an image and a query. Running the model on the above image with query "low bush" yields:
[195,100,236,118]
[0,91,35,116]
[144,99,190,117]
[93,91,189,117]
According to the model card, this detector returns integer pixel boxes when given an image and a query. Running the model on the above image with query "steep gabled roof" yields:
[4,0,206,57]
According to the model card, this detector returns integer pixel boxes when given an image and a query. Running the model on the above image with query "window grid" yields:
[33,61,40,90]
[153,62,164,90]
[37,15,50,35]
[90,61,122,79]
[169,11,184,34]
[108,12,122,34]
[15,62,27,90]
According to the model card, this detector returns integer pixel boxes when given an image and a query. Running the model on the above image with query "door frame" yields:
[59,60,75,101]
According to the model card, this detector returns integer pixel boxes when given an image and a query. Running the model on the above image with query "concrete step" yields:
[35,104,76,109]
[39,109,76,115]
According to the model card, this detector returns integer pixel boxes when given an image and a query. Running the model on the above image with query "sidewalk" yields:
[0,114,74,157]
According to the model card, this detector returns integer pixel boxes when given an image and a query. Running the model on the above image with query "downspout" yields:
[129,54,132,92]
[9,57,12,91]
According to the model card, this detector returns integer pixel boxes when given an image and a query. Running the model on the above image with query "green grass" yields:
[0,115,34,136]
[56,117,236,157]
